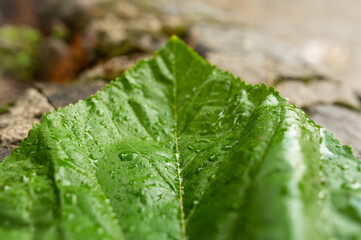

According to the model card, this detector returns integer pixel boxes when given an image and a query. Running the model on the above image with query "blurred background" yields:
[1,0,361,159]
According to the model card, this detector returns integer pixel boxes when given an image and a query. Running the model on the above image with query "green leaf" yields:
[1,36,361,240]
[0,25,43,80]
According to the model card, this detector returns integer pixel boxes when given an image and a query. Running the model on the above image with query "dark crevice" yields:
[30,83,57,109]
[274,74,326,85]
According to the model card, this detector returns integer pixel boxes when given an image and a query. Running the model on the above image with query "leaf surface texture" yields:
[1,37,361,240]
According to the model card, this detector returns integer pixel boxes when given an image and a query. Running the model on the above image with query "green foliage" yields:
[0,102,14,114]
[51,22,70,40]
[0,25,43,80]
[1,36,361,240]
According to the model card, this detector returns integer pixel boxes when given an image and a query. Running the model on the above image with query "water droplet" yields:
[114,193,122,201]
[65,192,77,205]
[339,164,350,170]
[208,155,218,162]
[221,145,233,150]
[35,186,42,193]
[118,152,138,161]
[158,115,166,125]
[22,175,29,183]
[129,180,136,185]
[187,145,195,151]
[89,158,99,169]
[350,181,361,190]
[195,167,203,175]
[85,132,94,140]
[193,200,199,205]
[67,213,75,220]
[208,174,216,181]
[218,110,225,119]
[343,181,361,190]
[318,190,328,199]
[196,138,210,143]
[209,122,218,133]
[96,109,104,116]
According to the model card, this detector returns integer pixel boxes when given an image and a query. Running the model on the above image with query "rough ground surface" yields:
[0,88,54,146]
[0,78,29,106]
[1,0,361,160]
[0,81,106,161]
[78,55,147,82]
[0,145,13,161]
[34,80,107,109]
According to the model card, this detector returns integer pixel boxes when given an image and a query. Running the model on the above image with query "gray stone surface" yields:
[0,79,112,148]
[194,23,360,109]
[35,80,107,109]
[206,52,318,86]
[83,3,189,58]
[276,80,360,109]
[0,145,14,162]
[193,23,320,85]
[206,53,270,85]
[0,88,54,145]
[78,55,147,82]
[140,0,361,95]
[0,78,29,106]
[133,0,225,22]
[308,105,361,158]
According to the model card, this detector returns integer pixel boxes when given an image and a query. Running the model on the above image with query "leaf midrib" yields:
[172,41,186,240]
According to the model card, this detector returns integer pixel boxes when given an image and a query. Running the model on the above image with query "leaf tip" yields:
[170,34,181,41]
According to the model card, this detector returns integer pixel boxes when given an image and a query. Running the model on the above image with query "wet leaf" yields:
[1,36,361,240]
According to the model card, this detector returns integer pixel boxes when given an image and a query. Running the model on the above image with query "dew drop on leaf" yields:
[342,181,361,190]
[118,152,138,161]
[22,175,29,183]
[221,145,233,150]
[96,109,104,116]
[209,122,218,133]
[208,155,219,162]
[187,145,195,151]
[196,138,210,143]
